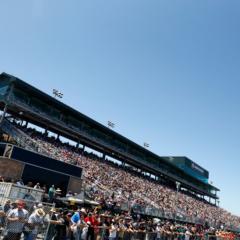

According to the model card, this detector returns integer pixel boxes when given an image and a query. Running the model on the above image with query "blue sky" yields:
[0,0,240,215]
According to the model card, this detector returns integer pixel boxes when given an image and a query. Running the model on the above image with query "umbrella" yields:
[58,196,99,206]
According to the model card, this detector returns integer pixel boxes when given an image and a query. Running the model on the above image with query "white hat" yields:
[80,208,87,214]
[37,203,43,208]
[36,208,45,216]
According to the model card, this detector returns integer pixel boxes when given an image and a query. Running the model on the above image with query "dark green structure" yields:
[0,72,219,201]
[163,156,209,183]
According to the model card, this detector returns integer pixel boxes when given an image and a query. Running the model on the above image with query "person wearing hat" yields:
[4,200,29,240]
[79,208,89,240]
[24,208,46,240]
[84,212,99,240]
[45,208,58,240]
[55,188,62,196]
[33,183,41,189]
[80,208,87,216]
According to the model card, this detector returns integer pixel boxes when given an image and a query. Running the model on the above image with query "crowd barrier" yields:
[0,197,54,240]
[77,227,240,240]
[0,210,239,240]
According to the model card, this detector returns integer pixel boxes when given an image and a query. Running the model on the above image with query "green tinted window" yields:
[68,116,81,129]
[0,85,9,96]
[51,108,61,120]
[13,89,28,104]
[30,98,51,114]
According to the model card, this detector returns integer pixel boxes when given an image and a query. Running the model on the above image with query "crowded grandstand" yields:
[0,72,239,239]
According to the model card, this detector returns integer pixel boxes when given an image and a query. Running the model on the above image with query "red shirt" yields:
[84,216,99,227]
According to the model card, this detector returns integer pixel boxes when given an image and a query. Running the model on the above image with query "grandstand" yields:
[0,73,218,199]
[0,72,239,231]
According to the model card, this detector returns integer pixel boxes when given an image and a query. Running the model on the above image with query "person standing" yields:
[25,208,45,240]
[52,210,69,240]
[3,200,29,240]
[109,220,118,240]
[84,212,98,240]
[156,223,162,240]
[71,209,81,240]
[48,185,56,203]
[0,204,5,229]
[4,200,11,214]
[33,183,41,189]
[71,208,88,240]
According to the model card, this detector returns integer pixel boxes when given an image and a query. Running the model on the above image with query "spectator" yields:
[55,188,62,197]
[4,200,11,213]
[24,208,45,240]
[109,219,117,240]
[71,208,82,240]
[0,176,5,182]
[9,124,240,231]
[16,179,24,186]
[84,212,98,240]
[66,191,73,197]
[33,183,41,189]
[48,185,56,203]
[3,200,29,240]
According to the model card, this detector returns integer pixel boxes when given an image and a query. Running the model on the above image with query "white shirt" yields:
[109,224,117,238]
[28,212,44,234]
[7,208,29,233]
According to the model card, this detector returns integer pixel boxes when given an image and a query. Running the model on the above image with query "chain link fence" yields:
[0,182,54,240]
[0,198,54,240]
[0,197,54,240]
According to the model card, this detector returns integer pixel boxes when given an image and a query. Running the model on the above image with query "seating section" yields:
[4,122,240,230]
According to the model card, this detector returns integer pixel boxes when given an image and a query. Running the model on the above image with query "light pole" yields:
[143,142,150,148]
[52,89,63,99]
[107,121,115,129]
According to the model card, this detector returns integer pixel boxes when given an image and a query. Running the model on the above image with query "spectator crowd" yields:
[0,121,240,239]
[0,198,239,240]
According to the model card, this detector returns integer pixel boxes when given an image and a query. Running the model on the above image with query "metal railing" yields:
[0,183,54,240]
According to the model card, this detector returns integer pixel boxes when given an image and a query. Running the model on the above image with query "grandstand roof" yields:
[0,72,220,197]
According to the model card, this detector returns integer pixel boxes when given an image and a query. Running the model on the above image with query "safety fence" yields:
[0,197,54,240]
[0,202,239,240]
[59,226,240,240]
[87,229,240,240]
[0,225,239,240]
